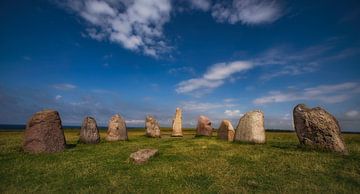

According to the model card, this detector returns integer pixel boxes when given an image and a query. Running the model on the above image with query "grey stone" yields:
[106,114,128,141]
[79,117,100,144]
[293,104,347,154]
[196,115,213,137]
[145,115,161,138]
[23,110,66,153]
[235,110,265,143]
[218,120,235,141]
[130,149,159,164]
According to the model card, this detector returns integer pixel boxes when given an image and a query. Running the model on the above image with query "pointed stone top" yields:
[245,110,263,114]
[36,109,58,114]
[84,116,95,121]
[112,114,123,118]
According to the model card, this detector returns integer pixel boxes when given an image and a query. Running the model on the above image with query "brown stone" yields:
[79,117,100,144]
[106,114,128,141]
[129,149,159,164]
[196,115,213,137]
[217,120,235,141]
[235,110,265,143]
[23,110,66,153]
[171,108,183,137]
[293,104,347,154]
[145,115,161,138]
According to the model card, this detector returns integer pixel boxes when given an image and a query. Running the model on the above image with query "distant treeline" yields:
[0,124,358,134]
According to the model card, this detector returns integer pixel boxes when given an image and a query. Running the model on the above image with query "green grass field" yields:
[0,128,359,193]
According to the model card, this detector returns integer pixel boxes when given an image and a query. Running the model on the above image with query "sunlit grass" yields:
[0,128,359,193]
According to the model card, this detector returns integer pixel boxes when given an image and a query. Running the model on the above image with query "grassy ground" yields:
[0,128,359,193]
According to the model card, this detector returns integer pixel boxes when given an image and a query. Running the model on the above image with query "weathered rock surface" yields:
[171,107,183,137]
[145,115,161,138]
[23,110,66,153]
[196,115,213,137]
[79,117,100,144]
[106,114,128,141]
[129,149,159,164]
[293,104,347,154]
[235,110,265,143]
[218,120,235,141]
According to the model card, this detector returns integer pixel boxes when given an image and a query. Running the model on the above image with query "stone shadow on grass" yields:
[66,144,77,149]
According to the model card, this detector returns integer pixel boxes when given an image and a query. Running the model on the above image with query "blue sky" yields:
[0,0,360,131]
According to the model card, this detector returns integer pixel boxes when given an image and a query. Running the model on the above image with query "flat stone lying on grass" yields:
[196,115,213,137]
[106,114,128,141]
[145,115,161,138]
[235,110,265,143]
[293,104,347,154]
[23,109,66,154]
[130,149,159,164]
[79,116,100,144]
[218,120,235,141]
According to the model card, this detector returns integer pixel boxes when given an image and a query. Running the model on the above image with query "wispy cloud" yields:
[23,56,32,61]
[59,0,172,57]
[187,0,211,11]
[56,0,288,57]
[168,66,196,75]
[253,82,360,105]
[255,40,360,80]
[55,95,62,100]
[53,83,77,90]
[181,101,236,112]
[125,119,144,125]
[224,109,243,117]
[345,110,359,118]
[211,0,284,25]
[176,61,253,94]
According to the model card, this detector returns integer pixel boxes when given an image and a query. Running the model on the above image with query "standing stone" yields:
[235,110,265,143]
[23,110,66,153]
[79,117,100,144]
[196,115,213,137]
[106,114,128,141]
[145,115,161,138]
[171,107,183,137]
[218,120,235,142]
[293,104,347,154]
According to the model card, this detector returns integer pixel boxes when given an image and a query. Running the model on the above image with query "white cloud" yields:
[181,101,236,112]
[224,109,242,117]
[56,0,289,57]
[61,0,172,57]
[260,62,319,80]
[53,83,77,90]
[345,110,359,118]
[176,61,253,94]
[253,82,360,105]
[55,95,62,100]
[211,0,283,25]
[125,119,144,124]
[168,66,195,75]
[187,0,211,11]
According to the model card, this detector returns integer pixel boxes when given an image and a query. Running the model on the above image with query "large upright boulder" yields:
[235,110,265,143]
[196,115,213,137]
[23,110,66,153]
[106,114,128,141]
[293,104,347,153]
[145,115,161,138]
[171,107,183,137]
[79,117,100,144]
[218,120,235,142]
